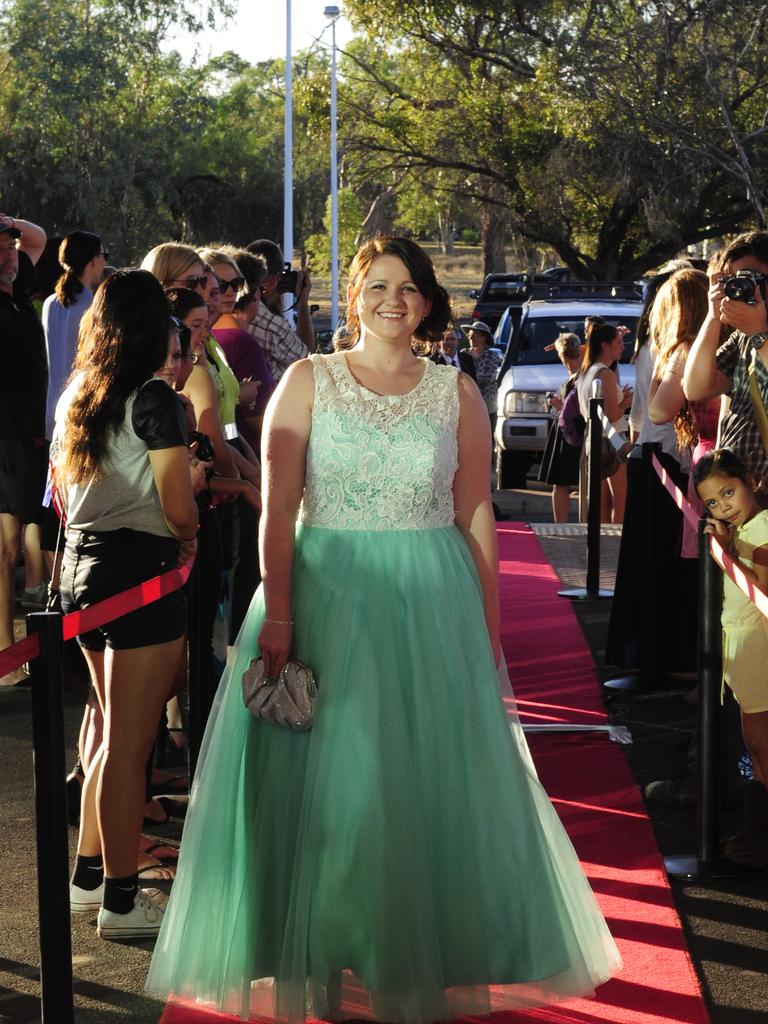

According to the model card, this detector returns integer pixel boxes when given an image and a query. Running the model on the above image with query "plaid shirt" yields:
[248,305,308,382]
[716,330,768,483]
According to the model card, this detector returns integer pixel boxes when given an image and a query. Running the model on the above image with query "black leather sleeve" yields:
[132,380,188,450]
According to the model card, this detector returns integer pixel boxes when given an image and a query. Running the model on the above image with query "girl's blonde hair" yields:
[141,243,201,286]
[198,248,241,277]
[650,268,708,449]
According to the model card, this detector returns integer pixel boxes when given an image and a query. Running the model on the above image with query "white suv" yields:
[495,296,643,488]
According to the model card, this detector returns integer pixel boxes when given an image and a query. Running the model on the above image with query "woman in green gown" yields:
[147,237,621,1022]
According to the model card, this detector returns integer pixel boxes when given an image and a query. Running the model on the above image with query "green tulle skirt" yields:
[147,525,620,1022]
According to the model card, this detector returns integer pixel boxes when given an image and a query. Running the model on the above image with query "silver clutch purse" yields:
[241,656,318,730]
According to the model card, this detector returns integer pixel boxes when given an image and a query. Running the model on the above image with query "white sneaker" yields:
[96,887,166,940]
[70,881,104,914]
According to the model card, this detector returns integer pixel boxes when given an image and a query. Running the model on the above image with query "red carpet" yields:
[161,522,709,1024]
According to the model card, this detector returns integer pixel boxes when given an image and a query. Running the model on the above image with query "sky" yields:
[168,0,354,65]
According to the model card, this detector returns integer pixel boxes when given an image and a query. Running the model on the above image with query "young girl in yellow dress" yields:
[695,449,768,860]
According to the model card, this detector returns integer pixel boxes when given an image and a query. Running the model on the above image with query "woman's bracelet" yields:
[265,617,294,626]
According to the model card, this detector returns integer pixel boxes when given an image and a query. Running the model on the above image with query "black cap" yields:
[0,222,21,239]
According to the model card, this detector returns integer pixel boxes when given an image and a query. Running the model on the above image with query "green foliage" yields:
[0,0,330,263]
[305,188,365,276]
[341,0,768,278]
[1,0,765,277]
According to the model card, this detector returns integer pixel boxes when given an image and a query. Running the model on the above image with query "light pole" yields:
[324,5,340,332]
[284,0,294,318]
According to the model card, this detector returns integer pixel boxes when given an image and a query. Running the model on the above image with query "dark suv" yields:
[468,268,574,333]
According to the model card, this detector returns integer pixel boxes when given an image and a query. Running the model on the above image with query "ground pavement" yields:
[1,483,767,1022]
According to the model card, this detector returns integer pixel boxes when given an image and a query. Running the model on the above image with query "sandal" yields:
[137,856,177,881]
[140,841,179,865]
[142,796,186,827]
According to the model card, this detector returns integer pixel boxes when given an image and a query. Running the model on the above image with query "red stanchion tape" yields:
[0,558,194,680]
[61,561,193,641]
[650,453,768,621]
[0,634,41,678]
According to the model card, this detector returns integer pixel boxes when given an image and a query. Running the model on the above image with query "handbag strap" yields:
[748,347,768,454]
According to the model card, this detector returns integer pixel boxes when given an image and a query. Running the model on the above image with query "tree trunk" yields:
[438,204,456,255]
[355,187,397,246]
[480,188,507,275]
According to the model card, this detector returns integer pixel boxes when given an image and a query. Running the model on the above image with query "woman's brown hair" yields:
[58,270,171,485]
[581,320,619,371]
[651,268,708,449]
[337,236,452,352]
[54,231,102,307]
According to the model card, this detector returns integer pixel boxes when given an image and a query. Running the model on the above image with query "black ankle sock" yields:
[71,854,104,891]
[103,874,139,915]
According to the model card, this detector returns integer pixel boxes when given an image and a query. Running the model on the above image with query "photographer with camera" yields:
[684,231,768,490]
[245,239,311,381]
[683,230,768,865]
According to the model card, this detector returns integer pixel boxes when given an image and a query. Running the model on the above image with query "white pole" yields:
[329,15,339,332]
[283,0,294,319]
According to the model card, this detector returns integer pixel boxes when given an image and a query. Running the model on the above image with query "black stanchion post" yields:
[559,395,612,600]
[26,610,74,1024]
[604,442,660,692]
[187,562,207,781]
[665,519,740,879]
[698,513,723,863]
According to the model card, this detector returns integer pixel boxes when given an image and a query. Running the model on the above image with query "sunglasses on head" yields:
[217,276,245,293]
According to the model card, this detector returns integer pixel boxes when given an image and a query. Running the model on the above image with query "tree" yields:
[340,0,768,279]
[0,1,332,262]
[305,187,365,278]
[0,0,240,258]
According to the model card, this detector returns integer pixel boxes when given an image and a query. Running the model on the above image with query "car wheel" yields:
[496,450,534,490]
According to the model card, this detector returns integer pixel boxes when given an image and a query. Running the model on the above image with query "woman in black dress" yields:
[538,333,583,522]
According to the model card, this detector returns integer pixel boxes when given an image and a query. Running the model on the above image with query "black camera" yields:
[722,270,767,305]
[277,261,299,294]
[189,430,215,464]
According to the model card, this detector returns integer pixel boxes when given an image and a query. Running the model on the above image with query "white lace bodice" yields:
[299,353,460,530]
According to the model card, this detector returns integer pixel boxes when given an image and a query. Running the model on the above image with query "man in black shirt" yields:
[0,213,48,685]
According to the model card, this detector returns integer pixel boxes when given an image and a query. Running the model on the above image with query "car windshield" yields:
[514,315,638,365]
[486,279,527,300]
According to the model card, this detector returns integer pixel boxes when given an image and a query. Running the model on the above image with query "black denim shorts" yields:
[0,439,48,524]
[60,528,186,651]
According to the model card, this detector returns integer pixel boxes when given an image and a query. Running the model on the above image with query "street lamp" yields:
[284,0,294,319]
[324,5,341,332]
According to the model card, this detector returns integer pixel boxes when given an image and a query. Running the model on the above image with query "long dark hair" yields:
[339,236,452,351]
[55,231,102,308]
[59,270,170,484]
[582,319,619,371]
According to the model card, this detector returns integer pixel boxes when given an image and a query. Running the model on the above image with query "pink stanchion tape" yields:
[0,559,194,680]
[651,453,700,530]
[709,535,768,621]
[650,453,768,621]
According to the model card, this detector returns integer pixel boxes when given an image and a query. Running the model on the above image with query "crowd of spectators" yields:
[599,231,768,867]
[6,207,768,926]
